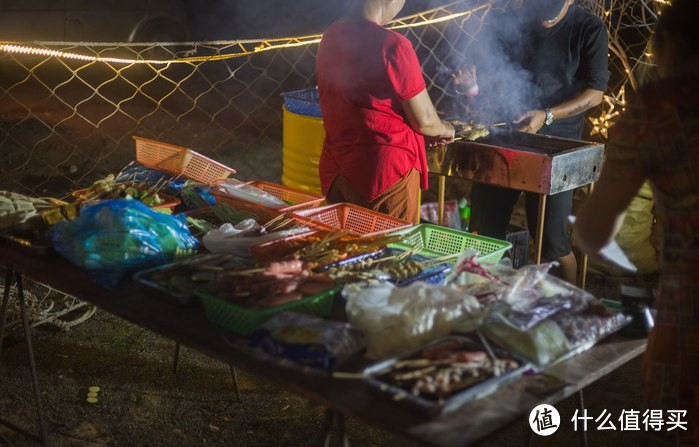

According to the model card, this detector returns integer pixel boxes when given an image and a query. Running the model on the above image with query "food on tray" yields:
[0,190,66,231]
[74,175,172,210]
[374,337,521,400]
[449,119,490,141]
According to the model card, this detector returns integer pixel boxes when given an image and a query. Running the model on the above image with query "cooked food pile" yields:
[450,120,490,141]
[378,338,521,400]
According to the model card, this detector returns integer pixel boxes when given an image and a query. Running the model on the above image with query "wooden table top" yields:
[0,242,646,447]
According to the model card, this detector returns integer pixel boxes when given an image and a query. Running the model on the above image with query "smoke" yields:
[438,1,548,123]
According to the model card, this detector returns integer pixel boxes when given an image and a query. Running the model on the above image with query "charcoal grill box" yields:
[427,131,604,195]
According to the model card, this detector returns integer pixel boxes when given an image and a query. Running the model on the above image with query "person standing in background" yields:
[574,0,699,444]
[456,0,608,283]
[316,0,455,224]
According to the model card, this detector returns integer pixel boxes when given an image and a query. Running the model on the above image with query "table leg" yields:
[437,176,446,226]
[229,365,241,402]
[320,410,350,447]
[172,342,180,374]
[535,194,547,264]
[577,390,589,447]
[578,183,595,289]
[17,274,50,446]
[0,269,14,373]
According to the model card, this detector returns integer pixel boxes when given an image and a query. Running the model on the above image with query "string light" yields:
[590,86,626,139]
[0,2,486,65]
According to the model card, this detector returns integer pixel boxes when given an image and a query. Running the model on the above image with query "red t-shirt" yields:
[316,19,428,202]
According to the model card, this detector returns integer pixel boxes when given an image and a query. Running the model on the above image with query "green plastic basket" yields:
[196,287,338,336]
[388,224,512,264]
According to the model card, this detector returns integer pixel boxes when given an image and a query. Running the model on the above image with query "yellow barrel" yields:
[282,106,324,194]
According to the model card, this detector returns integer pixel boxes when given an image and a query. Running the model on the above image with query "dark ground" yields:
[0,270,656,447]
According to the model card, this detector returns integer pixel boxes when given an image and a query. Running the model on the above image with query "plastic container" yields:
[280,88,321,117]
[196,287,338,336]
[133,136,236,184]
[388,224,512,265]
[291,203,413,238]
[282,106,325,194]
[211,180,325,224]
[506,224,529,269]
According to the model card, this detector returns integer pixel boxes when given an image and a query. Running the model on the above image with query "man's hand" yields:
[451,65,478,97]
[514,109,547,134]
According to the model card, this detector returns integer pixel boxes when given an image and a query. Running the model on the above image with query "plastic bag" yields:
[482,271,629,367]
[48,200,199,287]
[214,180,287,209]
[116,162,188,194]
[344,282,483,359]
[202,222,310,257]
[248,312,366,371]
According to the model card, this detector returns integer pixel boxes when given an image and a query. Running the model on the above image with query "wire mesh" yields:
[0,0,657,198]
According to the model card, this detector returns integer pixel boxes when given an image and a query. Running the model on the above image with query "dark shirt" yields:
[522,6,609,138]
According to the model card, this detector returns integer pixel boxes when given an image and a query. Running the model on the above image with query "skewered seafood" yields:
[449,120,490,141]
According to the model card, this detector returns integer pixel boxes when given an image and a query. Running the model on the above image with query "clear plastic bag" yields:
[248,312,366,372]
[48,199,199,287]
[214,180,287,209]
[116,162,188,194]
[343,282,483,359]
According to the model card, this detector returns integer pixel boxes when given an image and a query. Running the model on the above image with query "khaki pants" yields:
[326,169,420,224]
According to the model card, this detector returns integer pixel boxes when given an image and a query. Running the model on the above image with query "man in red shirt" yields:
[316,0,454,223]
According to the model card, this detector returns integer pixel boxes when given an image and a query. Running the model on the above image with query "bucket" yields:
[282,106,324,194]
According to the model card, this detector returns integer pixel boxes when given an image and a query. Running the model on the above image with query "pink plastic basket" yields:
[291,203,413,238]
[133,136,236,184]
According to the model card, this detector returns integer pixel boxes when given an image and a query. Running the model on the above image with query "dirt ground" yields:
[0,270,656,447]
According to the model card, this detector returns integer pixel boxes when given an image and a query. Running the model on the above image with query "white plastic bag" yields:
[344,282,482,359]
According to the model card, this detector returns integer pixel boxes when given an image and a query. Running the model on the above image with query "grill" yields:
[427,130,604,195]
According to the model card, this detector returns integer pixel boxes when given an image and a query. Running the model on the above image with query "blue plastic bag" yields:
[49,200,199,287]
[116,162,188,194]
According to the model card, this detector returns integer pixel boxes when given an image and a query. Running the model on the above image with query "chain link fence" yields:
[0,0,656,198]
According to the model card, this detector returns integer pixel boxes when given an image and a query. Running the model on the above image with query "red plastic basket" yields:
[211,180,325,224]
[290,203,413,238]
[133,136,236,184]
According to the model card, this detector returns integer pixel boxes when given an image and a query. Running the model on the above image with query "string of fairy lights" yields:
[0,1,488,65]
[0,0,666,140]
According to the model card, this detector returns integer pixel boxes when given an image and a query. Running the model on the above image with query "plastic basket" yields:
[506,224,529,269]
[196,287,338,335]
[388,224,512,265]
[291,203,413,238]
[281,88,321,117]
[133,136,236,184]
[211,180,325,224]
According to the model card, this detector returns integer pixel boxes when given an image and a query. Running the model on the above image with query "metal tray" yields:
[133,254,251,306]
[361,335,530,417]
[0,231,54,257]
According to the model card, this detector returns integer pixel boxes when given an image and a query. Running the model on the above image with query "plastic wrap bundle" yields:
[344,282,483,359]
[49,200,199,287]
[248,312,366,372]
[116,162,188,194]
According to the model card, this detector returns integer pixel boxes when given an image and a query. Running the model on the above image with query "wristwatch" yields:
[544,108,554,126]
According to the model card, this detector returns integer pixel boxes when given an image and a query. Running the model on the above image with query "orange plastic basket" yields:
[133,136,236,184]
[290,203,413,238]
[211,180,325,224]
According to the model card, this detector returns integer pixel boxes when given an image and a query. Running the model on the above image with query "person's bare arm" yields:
[516,88,605,134]
[401,89,455,141]
[572,165,644,255]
